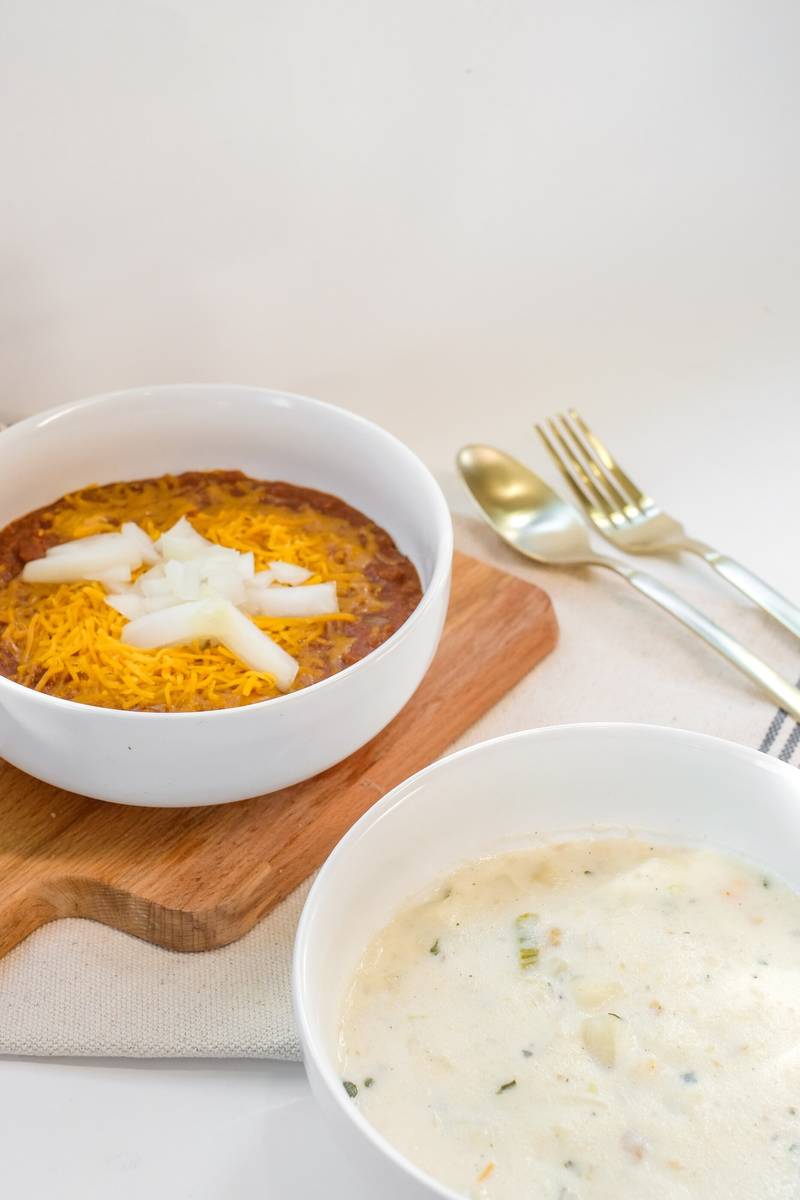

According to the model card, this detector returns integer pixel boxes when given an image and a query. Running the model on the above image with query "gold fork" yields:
[536,410,800,641]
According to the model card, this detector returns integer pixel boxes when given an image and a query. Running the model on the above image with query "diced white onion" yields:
[22,536,143,583]
[139,575,173,598]
[121,522,160,565]
[122,599,221,648]
[216,604,299,689]
[237,551,255,579]
[155,517,214,562]
[155,516,207,546]
[166,560,204,601]
[48,532,121,556]
[142,595,180,613]
[121,599,298,689]
[106,594,147,620]
[204,566,246,606]
[268,560,313,585]
[240,594,262,616]
[245,569,274,591]
[247,581,338,618]
[45,524,157,566]
[95,565,132,584]
[95,573,134,592]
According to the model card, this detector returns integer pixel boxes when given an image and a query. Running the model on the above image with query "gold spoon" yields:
[457,443,800,721]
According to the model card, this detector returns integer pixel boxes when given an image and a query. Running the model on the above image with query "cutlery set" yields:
[458,413,800,721]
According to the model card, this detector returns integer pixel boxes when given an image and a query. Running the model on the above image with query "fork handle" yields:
[612,566,800,721]
[687,546,800,641]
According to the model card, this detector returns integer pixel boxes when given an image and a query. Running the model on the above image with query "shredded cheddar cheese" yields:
[0,473,414,712]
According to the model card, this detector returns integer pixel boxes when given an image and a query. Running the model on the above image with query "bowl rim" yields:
[292,721,800,1200]
[0,383,453,721]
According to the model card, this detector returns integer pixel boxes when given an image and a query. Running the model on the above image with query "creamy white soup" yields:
[338,839,800,1199]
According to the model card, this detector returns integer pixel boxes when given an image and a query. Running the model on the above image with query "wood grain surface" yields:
[0,552,557,957]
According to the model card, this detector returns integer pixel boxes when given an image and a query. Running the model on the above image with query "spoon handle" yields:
[615,567,800,721]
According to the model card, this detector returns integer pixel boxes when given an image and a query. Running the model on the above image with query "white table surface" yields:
[1,1,800,1195]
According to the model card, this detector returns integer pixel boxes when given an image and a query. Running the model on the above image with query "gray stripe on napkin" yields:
[759,706,790,754]
[758,675,800,765]
[778,722,800,764]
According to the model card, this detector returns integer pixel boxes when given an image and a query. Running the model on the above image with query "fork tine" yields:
[534,422,594,513]
[546,418,621,523]
[568,409,652,509]
[535,421,615,525]
[556,412,634,518]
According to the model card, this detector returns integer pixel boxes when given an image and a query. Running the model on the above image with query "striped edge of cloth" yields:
[759,676,800,765]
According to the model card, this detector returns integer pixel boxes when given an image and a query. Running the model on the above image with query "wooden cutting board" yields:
[0,552,556,958]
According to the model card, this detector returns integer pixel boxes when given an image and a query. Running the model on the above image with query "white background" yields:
[1,1,799,1195]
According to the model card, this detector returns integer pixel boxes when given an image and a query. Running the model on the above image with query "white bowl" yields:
[293,723,800,1200]
[0,385,452,806]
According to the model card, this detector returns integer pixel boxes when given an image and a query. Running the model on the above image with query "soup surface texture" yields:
[338,839,800,1199]
[0,471,421,711]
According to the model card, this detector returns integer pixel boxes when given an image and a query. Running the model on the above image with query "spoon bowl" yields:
[457,444,598,565]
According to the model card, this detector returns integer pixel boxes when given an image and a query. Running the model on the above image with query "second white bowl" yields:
[293,723,800,1199]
